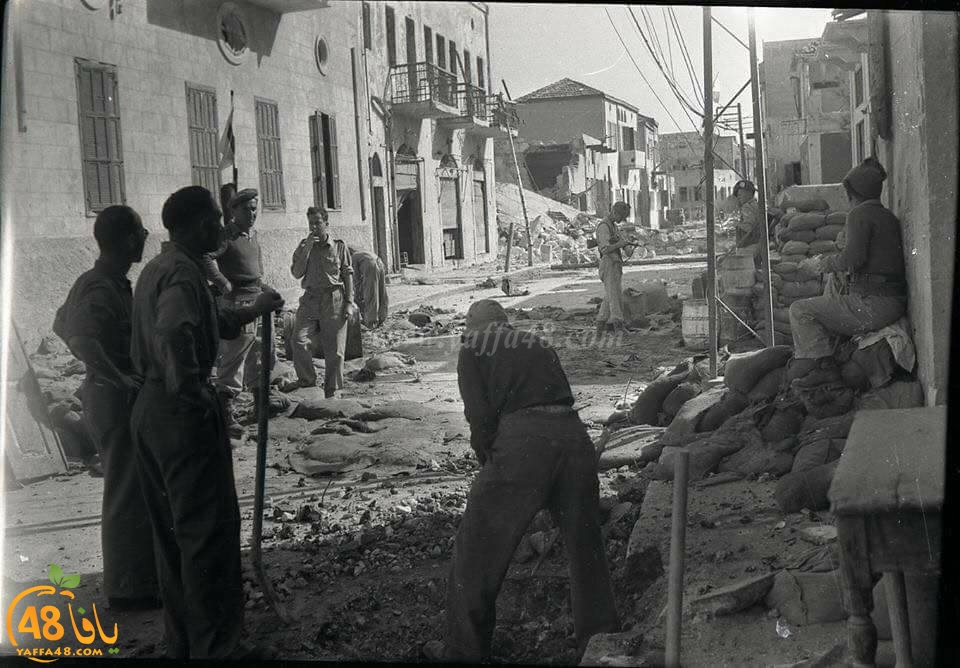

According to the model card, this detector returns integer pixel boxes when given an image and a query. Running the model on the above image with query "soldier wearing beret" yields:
[202,187,276,435]
[733,179,762,250]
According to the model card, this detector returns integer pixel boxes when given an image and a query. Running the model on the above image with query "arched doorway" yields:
[369,153,388,262]
[394,144,423,265]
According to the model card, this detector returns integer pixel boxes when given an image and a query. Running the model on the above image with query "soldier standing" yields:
[290,206,357,397]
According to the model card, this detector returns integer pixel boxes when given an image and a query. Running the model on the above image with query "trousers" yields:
[444,411,619,661]
[292,288,347,396]
[596,255,624,325]
[213,292,275,397]
[789,293,907,359]
[131,381,243,659]
[357,258,389,327]
[80,377,158,601]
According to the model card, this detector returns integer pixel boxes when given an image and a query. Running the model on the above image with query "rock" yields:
[688,572,777,617]
[799,526,837,545]
[578,630,646,667]
[660,387,725,445]
[723,346,794,394]
[764,570,846,625]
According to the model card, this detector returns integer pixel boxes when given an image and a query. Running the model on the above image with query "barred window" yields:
[75,59,125,213]
[185,84,221,194]
[255,98,285,210]
[309,112,340,210]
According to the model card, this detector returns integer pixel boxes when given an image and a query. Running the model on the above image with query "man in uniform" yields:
[348,246,389,328]
[595,201,635,333]
[290,206,357,397]
[732,180,762,250]
[54,205,158,610]
[202,187,275,435]
[131,185,283,659]
[441,299,620,662]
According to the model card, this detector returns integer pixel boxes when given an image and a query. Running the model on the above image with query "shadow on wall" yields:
[146,0,281,61]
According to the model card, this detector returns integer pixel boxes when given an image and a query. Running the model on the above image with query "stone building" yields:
[0,0,508,343]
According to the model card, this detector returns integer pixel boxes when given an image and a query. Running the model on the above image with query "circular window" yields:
[217,3,250,66]
[314,36,329,74]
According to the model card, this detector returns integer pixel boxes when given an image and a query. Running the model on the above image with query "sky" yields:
[488,4,836,137]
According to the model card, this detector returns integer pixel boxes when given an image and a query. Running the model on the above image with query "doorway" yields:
[370,153,388,262]
[439,176,463,260]
[397,190,423,265]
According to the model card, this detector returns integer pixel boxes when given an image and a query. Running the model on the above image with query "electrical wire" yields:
[668,7,703,106]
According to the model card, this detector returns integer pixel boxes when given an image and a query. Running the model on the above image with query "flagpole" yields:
[230,90,237,188]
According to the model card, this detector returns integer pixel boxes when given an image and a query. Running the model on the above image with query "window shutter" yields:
[186,84,221,193]
[867,11,891,141]
[313,112,327,207]
[76,59,125,213]
[255,99,285,209]
[327,114,340,209]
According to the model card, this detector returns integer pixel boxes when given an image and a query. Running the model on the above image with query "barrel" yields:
[681,299,710,350]
[719,250,757,297]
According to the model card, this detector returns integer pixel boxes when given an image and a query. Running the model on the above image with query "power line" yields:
[711,15,749,51]
[668,7,703,107]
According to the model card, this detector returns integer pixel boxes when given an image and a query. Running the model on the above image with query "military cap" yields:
[229,188,259,209]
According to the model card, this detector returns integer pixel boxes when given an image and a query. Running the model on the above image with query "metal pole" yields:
[749,9,775,347]
[350,48,367,221]
[737,103,747,177]
[703,7,717,378]
[665,450,690,668]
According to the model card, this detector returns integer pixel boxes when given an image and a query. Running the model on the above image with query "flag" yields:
[218,103,235,171]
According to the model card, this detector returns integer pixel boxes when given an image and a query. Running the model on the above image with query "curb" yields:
[387,263,547,314]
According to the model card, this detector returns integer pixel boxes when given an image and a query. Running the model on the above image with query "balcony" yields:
[471,94,519,138]
[389,63,460,119]
[438,83,490,131]
[618,149,646,168]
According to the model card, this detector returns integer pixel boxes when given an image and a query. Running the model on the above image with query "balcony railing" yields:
[389,62,458,109]
[485,93,519,130]
[452,83,489,120]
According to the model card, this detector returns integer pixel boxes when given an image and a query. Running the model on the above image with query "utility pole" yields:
[737,103,747,178]
[703,7,717,380]
[502,80,533,271]
[749,9,775,347]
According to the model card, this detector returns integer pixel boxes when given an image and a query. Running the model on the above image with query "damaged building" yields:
[494,78,671,228]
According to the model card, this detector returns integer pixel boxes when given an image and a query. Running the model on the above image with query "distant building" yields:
[495,78,669,228]
[1,0,510,343]
[760,37,851,194]
[659,132,754,222]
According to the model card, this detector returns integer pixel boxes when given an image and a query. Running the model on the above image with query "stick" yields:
[252,312,291,622]
[665,450,689,668]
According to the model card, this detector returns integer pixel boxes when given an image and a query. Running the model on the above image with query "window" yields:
[854,65,864,108]
[694,186,702,201]
[463,49,471,83]
[309,112,340,210]
[75,59,125,213]
[449,40,458,77]
[362,2,372,51]
[679,187,687,202]
[254,98,285,210]
[404,16,416,64]
[436,34,446,70]
[856,120,865,163]
[385,6,396,66]
[477,56,485,90]
[424,26,433,64]
[621,126,635,151]
[185,83,221,194]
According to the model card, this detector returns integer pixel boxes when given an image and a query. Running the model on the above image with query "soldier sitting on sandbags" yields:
[787,158,907,386]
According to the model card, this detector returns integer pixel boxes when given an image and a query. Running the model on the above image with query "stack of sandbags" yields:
[774,412,855,513]
[626,358,710,427]
[775,207,846,264]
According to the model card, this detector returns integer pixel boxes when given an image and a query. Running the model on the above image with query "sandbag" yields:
[816,224,845,241]
[797,384,856,419]
[772,262,798,276]
[791,439,832,473]
[858,380,925,411]
[809,240,838,255]
[765,569,846,626]
[723,346,794,394]
[780,254,809,265]
[661,382,701,419]
[747,367,786,401]
[781,228,817,243]
[628,371,688,426]
[787,212,827,231]
[781,240,811,256]
[662,387,725,443]
[774,460,839,513]
[781,279,822,298]
[761,406,805,443]
[699,391,750,432]
[840,358,871,391]
[653,441,728,481]
[797,412,855,447]
[780,211,798,227]
[718,439,794,477]
[825,211,847,227]
[786,198,831,213]
[769,273,784,290]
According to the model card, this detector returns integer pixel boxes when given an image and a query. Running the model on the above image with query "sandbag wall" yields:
[752,199,847,346]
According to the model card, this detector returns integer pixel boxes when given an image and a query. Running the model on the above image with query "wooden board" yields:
[3,326,67,482]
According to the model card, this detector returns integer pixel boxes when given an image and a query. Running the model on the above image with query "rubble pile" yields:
[751,200,847,345]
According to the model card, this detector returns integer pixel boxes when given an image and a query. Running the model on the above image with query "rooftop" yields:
[516,77,654,123]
